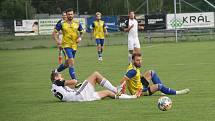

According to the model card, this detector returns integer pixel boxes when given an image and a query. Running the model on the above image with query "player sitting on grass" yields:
[51,71,137,102]
[120,53,190,97]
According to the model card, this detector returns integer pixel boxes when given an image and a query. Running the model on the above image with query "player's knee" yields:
[150,70,155,77]
[151,84,159,91]
[93,71,100,76]
[67,59,74,67]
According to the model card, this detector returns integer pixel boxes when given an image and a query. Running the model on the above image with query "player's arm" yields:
[77,23,84,43]
[103,23,108,36]
[123,20,134,32]
[90,22,95,40]
[120,69,137,94]
[138,24,144,30]
[124,25,133,32]
[52,22,62,48]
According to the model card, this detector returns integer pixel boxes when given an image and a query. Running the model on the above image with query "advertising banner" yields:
[118,15,145,31]
[167,12,214,29]
[14,20,38,36]
[87,16,118,32]
[39,18,86,35]
[145,14,166,30]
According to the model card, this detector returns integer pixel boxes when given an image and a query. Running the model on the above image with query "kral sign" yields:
[167,12,214,29]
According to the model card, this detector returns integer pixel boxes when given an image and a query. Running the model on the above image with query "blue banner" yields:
[86,16,119,32]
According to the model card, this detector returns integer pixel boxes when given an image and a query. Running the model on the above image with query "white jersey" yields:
[126,19,140,50]
[51,80,101,102]
[128,19,139,39]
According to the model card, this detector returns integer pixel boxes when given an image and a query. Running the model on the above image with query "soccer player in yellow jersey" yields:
[52,8,83,80]
[91,12,108,61]
[120,53,190,97]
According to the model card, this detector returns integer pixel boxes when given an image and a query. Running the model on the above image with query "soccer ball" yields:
[157,96,172,111]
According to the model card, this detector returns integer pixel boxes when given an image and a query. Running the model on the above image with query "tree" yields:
[0,0,35,19]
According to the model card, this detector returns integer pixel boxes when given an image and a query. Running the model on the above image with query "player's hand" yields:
[105,32,108,37]
[77,37,82,43]
[57,40,62,49]
[135,88,142,97]
[129,24,134,29]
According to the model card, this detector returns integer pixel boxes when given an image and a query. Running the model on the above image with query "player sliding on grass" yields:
[120,53,190,97]
[50,71,136,102]
[52,8,83,80]
[91,12,108,61]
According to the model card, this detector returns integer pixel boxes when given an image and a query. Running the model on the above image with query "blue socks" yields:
[151,71,176,95]
[57,64,76,80]
[69,67,76,79]
[158,84,176,95]
[57,64,67,72]
[151,71,162,84]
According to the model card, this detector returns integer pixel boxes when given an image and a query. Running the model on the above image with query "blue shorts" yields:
[96,39,104,46]
[63,48,76,59]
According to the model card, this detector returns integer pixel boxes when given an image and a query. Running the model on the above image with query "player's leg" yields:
[142,70,176,95]
[128,50,133,63]
[128,39,134,63]
[133,39,141,54]
[134,47,140,54]
[99,39,104,61]
[143,70,189,95]
[86,71,119,94]
[100,39,104,54]
[61,48,76,79]
[97,90,137,99]
[96,39,102,60]
[56,48,68,73]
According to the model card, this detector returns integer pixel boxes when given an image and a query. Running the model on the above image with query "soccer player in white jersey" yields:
[50,71,136,102]
[124,11,143,63]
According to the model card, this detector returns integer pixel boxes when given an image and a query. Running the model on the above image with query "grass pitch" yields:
[0,41,215,121]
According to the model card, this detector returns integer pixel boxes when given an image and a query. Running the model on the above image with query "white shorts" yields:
[76,80,101,101]
[128,38,140,50]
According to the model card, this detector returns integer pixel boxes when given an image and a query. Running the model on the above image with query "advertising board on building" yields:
[167,12,214,29]
[14,20,38,36]
[38,18,86,35]
[145,14,166,30]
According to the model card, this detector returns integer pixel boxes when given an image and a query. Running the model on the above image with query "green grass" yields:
[0,41,215,121]
[0,32,214,50]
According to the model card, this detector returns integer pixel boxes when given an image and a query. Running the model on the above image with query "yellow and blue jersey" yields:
[54,20,83,50]
[125,63,143,95]
[92,20,107,39]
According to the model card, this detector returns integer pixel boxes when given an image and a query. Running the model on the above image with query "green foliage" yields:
[1,0,214,18]
[0,0,35,19]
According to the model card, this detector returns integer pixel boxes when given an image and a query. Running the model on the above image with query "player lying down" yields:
[50,71,137,102]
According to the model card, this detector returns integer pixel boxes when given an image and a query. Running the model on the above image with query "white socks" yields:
[116,94,137,99]
[100,79,117,93]
[176,89,190,95]
[128,53,132,63]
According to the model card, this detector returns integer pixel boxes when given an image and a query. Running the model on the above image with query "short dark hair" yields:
[132,53,142,60]
[62,11,66,15]
[50,71,59,83]
[129,11,135,14]
[66,8,74,13]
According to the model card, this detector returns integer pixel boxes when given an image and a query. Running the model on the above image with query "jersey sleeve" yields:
[91,22,95,28]
[125,69,137,79]
[103,22,107,28]
[125,19,129,28]
[78,23,84,32]
[54,21,62,31]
